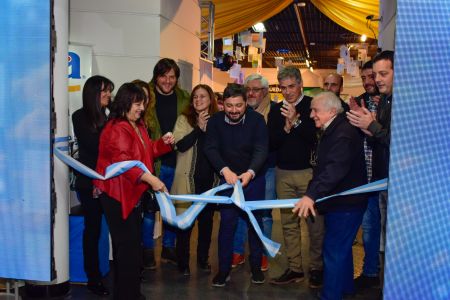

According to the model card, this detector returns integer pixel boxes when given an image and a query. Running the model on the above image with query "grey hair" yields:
[244,74,269,89]
[277,66,302,84]
[312,91,344,114]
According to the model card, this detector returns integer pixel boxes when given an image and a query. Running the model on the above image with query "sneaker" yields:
[309,269,323,288]
[212,272,231,287]
[143,248,156,270]
[161,246,177,265]
[231,253,245,268]
[270,269,305,285]
[261,255,269,272]
[251,269,265,284]
[354,274,380,289]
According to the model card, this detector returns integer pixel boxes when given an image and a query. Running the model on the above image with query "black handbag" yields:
[141,189,160,213]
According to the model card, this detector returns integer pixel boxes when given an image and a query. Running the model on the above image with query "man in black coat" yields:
[294,91,368,300]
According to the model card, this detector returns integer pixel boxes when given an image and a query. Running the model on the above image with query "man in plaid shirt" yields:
[349,60,381,290]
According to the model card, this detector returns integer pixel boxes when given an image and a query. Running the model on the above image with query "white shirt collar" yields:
[282,94,304,107]
[323,114,337,130]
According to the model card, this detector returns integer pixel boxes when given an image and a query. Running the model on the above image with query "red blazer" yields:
[94,118,172,219]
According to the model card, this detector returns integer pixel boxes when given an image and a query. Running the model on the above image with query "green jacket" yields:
[144,82,190,175]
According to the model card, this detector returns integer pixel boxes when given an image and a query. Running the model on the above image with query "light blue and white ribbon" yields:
[54,136,150,180]
[54,136,388,257]
[154,179,388,257]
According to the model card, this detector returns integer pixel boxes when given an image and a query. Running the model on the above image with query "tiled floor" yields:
[16,210,382,300]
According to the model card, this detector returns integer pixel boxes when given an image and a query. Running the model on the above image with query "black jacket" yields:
[305,114,368,213]
[72,108,104,190]
[368,94,392,180]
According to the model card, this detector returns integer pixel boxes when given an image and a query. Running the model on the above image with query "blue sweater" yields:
[204,109,268,176]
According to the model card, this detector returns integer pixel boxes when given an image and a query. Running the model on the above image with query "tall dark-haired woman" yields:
[171,84,219,275]
[94,83,174,300]
[72,75,114,296]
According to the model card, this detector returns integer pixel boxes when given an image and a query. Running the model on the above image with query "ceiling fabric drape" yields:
[310,0,379,38]
[203,0,293,39]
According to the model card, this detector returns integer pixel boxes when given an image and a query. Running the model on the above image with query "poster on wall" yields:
[0,1,52,281]
[68,44,92,138]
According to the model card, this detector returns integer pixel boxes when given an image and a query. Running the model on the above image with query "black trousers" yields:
[100,193,142,300]
[77,189,103,283]
[176,204,215,268]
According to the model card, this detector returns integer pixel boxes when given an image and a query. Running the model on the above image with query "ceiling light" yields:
[297,2,306,7]
[360,34,367,42]
[309,67,314,72]
[252,22,266,32]
[306,60,310,68]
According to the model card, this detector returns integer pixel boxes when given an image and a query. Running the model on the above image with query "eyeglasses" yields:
[246,87,265,93]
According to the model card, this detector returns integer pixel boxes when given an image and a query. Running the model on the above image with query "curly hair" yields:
[109,83,146,121]
[182,84,218,128]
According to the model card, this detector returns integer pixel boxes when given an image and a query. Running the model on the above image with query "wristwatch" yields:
[292,118,302,128]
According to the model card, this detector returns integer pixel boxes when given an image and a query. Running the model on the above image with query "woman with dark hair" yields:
[72,75,114,296]
[171,84,219,275]
[94,83,174,300]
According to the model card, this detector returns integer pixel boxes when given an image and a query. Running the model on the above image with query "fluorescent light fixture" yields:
[306,60,310,68]
[360,34,367,42]
[309,67,314,72]
[252,22,266,32]
[297,2,306,7]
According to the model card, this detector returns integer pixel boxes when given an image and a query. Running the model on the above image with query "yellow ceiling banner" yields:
[203,0,293,40]
[311,0,379,38]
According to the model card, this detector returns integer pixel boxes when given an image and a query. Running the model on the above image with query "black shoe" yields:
[309,269,323,288]
[197,260,212,272]
[270,269,305,285]
[178,265,190,276]
[354,274,380,289]
[87,282,109,297]
[211,272,231,287]
[161,247,177,265]
[143,248,156,270]
[251,268,265,284]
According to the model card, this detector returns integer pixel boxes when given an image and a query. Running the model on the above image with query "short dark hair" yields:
[223,83,247,102]
[82,75,114,130]
[109,83,146,120]
[373,50,395,70]
[277,66,302,84]
[151,58,180,84]
[361,61,373,71]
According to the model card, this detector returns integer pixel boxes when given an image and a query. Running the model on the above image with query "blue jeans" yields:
[142,165,176,249]
[232,168,275,255]
[361,194,381,276]
[321,210,364,300]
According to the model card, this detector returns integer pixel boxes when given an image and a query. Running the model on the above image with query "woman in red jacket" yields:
[94,82,174,300]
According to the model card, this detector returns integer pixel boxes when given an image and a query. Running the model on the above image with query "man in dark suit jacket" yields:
[294,91,368,300]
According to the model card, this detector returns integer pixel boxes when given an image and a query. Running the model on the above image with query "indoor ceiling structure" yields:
[213,0,379,69]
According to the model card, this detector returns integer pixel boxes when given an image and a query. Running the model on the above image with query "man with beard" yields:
[204,83,268,287]
[349,61,382,289]
[231,74,275,272]
[142,58,190,267]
